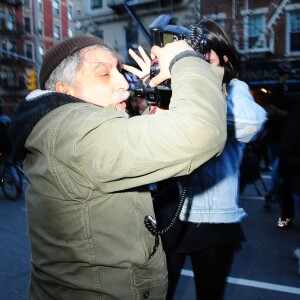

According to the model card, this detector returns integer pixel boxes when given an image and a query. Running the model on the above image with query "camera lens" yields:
[150,59,160,78]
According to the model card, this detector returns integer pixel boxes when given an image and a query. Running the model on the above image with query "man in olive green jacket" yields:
[9,36,226,299]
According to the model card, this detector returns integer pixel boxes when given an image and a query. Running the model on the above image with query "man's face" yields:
[68,48,129,111]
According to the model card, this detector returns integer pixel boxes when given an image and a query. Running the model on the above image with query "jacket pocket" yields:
[130,244,168,300]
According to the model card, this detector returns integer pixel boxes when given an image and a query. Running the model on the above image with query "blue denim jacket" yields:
[179,79,267,223]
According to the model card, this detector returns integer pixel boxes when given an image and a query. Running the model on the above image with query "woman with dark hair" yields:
[189,19,241,85]
[124,19,267,299]
[152,19,267,300]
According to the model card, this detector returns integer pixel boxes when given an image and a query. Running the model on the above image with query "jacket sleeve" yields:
[54,56,227,194]
[226,79,267,143]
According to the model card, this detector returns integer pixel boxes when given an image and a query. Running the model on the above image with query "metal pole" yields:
[0,49,35,63]
[33,0,41,88]
[195,0,201,21]
[122,1,151,45]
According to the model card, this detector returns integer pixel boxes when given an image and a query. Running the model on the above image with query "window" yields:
[2,39,17,52]
[53,25,61,40]
[215,19,225,29]
[39,45,45,59]
[1,39,17,58]
[39,20,44,37]
[1,38,6,49]
[7,69,15,88]
[125,27,138,50]
[7,14,15,31]
[24,17,31,33]
[242,7,268,51]
[68,28,74,38]
[288,11,300,52]
[23,0,30,6]
[0,11,5,30]
[91,0,102,9]
[9,41,17,53]
[25,43,33,59]
[38,0,43,11]
[248,14,266,49]
[93,30,103,39]
[68,4,73,21]
[1,69,8,87]
[53,0,60,17]
[1,40,7,57]
[203,14,226,29]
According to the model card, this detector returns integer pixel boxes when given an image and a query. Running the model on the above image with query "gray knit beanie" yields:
[39,35,113,89]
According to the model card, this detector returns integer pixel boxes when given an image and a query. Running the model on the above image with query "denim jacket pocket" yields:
[130,244,168,300]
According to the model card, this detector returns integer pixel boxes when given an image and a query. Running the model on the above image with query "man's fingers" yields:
[148,41,195,87]
[150,45,161,58]
[149,74,166,88]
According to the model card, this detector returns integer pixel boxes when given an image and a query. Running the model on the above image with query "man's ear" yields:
[55,82,71,95]
[223,55,228,63]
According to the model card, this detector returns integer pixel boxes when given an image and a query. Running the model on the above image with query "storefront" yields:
[242,60,300,92]
[241,60,300,109]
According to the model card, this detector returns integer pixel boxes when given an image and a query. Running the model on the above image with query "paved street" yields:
[0,182,29,300]
[0,173,300,299]
[175,173,300,300]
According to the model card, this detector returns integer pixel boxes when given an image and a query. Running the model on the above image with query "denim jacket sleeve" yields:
[226,79,267,143]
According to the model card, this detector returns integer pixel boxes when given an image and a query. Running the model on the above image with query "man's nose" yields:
[118,73,130,90]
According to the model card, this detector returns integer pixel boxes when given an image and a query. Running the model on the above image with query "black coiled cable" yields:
[188,24,212,55]
[144,182,190,236]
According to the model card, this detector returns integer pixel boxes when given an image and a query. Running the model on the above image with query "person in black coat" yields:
[277,92,300,227]
[262,68,292,213]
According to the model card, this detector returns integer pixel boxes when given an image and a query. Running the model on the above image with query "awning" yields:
[241,60,300,92]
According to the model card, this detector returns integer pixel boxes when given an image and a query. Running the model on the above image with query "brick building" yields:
[74,0,300,98]
[0,0,75,114]
[1,0,298,113]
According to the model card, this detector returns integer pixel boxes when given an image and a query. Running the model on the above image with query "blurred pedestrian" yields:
[8,35,227,299]
[263,66,292,213]
[277,92,300,229]
[0,104,12,154]
[0,104,20,189]
[277,92,300,271]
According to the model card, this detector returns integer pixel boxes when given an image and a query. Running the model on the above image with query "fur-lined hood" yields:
[9,90,84,160]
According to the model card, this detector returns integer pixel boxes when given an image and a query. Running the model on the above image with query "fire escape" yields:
[234,0,290,55]
[0,0,27,91]
[107,0,185,46]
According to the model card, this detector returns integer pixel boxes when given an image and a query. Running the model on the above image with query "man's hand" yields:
[149,40,194,87]
[123,40,195,87]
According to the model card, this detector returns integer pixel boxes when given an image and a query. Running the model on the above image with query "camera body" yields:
[130,15,190,109]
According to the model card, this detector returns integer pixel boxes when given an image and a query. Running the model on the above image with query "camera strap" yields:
[144,178,190,236]
[149,106,157,114]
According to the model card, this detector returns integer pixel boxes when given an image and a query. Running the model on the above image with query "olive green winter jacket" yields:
[10,55,226,299]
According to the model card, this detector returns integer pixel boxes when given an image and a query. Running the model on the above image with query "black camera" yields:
[130,14,190,109]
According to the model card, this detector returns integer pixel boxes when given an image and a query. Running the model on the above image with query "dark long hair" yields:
[189,19,241,85]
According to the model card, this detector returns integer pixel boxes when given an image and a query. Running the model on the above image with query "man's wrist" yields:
[169,51,205,73]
